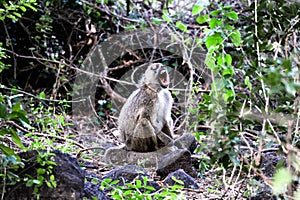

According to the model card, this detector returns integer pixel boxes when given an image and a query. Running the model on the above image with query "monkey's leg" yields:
[157,131,173,148]
[127,118,158,152]
[161,123,173,138]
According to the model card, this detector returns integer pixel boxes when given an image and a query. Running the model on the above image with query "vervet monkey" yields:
[118,63,174,152]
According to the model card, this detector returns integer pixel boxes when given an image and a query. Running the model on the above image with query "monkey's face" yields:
[146,63,170,88]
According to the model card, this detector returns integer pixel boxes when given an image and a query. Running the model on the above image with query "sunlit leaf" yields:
[205,54,216,70]
[0,144,15,156]
[24,3,37,12]
[224,11,238,21]
[192,5,203,15]
[225,54,232,66]
[209,18,222,29]
[211,9,221,16]
[245,76,252,90]
[196,15,209,24]
[272,168,292,195]
[176,21,188,33]
[152,18,163,25]
[10,129,25,149]
[230,30,241,46]
[39,91,46,99]
[205,32,222,49]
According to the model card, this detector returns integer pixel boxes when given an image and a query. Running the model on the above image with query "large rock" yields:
[174,133,197,153]
[156,149,197,178]
[4,150,85,200]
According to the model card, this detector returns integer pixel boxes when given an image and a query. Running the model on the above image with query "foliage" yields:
[100,177,184,200]
[0,90,60,198]
[193,0,300,198]
[194,4,241,167]
[0,0,37,72]
[23,151,57,199]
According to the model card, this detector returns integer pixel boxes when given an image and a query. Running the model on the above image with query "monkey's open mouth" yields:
[159,69,169,87]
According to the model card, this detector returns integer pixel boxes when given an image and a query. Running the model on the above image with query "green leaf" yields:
[19,6,26,12]
[283,81,296,96]
[24,3,37,12]
[205,54,216,70]
[162,14,172,23]
[245,76,252,90]
[123,190,133,197]
[39,91,46,99]
[33,179,41,185]
[209,18,222,29]
[26,179,34,187]
[282,59,291,71]
[196,15,209,24]
[10,129,25,149]
[222,66,234,76]
[7,14,17,21]
[225,54,232,66]
[192,5,203,15]
[230,30,241,47]
[272,168,292,195]
[211,9,221,16]
[171,176,184,185]
[50,174,55,181]
[9,102,30,124]
[0,144,15,156]
[37,168,46,175]
[176,21,188,33]
[0,103,7,119]
[224,89,235,101]
[224,11,238,21]
[152,18,163,25]
[205,32,223,49]
[13,12,22,18]
[135,179,142,188]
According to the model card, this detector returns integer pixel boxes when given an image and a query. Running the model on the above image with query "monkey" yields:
[118,63,174,152]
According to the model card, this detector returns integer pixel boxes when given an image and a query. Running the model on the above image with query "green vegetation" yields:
[0,0,300,199]
[100,177,184,200]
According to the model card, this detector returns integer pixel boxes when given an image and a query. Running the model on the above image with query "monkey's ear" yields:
[159,68,169,88]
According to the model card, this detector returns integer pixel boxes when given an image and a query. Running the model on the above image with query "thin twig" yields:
[6,120,85,149]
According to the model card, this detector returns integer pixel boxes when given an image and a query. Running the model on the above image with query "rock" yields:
[103,165,160,192]
[4,150,85,200]
[104,133,198,167]
[156,149,197,178]
[164,169,199,189]
[104,145,128,165]
[174,133,197,153]
[104,144,177,167]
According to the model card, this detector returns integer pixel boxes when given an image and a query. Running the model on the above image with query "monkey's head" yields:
[144,63,170,88]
